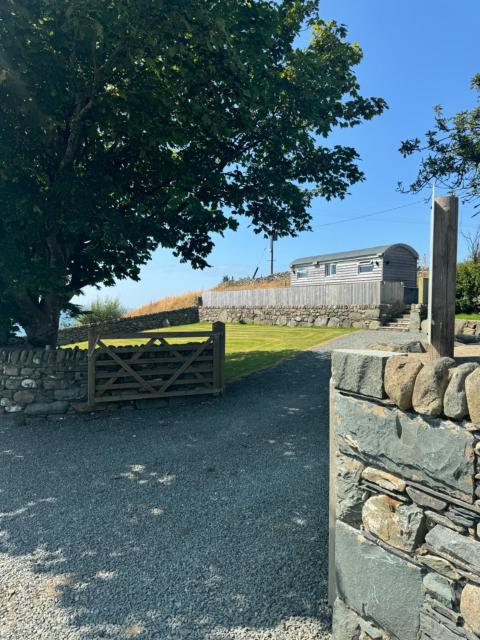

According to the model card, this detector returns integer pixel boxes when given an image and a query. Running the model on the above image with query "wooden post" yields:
[212,321,226,393]
[428,195,458,359]
[87,327,97,407]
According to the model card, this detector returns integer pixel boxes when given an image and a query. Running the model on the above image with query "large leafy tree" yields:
[0,0,386,346]
[399,74,480,203]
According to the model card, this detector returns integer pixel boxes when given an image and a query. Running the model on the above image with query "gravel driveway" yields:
[0,330,422,640]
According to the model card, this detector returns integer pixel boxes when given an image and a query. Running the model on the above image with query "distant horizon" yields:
[74,0,480,311]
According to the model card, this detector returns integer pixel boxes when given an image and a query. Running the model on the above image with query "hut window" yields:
[358,261,374,273]
[325,263,337,276]
[296,266,308,278]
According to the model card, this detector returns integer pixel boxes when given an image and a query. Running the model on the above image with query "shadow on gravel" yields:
[0,349,332,639]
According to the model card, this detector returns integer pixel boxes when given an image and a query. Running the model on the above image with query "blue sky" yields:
[77,0,479,309]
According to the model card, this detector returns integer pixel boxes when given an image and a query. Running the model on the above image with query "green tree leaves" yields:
[0,0,385,345]
[457,261,480,314]
[399,75,480,205]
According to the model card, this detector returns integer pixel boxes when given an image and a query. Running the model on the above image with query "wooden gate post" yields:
[212,321,226,392]
[87,327,97,408]
[428,195,459,359]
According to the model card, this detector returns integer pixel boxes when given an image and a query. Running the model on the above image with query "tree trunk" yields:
[0,321,11,346]
[14,292,62,348]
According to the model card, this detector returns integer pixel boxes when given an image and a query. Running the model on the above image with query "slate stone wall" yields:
[331,348,480,640]
[57,307,199,345]
[418,316,480,341]
[199,303,405,329]
[0,348,88,421]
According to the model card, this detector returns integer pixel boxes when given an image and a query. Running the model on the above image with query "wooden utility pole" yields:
[269,234,275,275]
[427,195,459,359]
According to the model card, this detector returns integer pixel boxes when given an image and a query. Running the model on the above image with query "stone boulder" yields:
[384,355,423,411]
[362,494,426,552]
[412,357,455,416]
[460,583,480,636]
[444,362,479,420]
[466,367,480,425]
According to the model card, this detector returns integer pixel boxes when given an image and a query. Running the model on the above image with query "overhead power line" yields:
[312,200,425,229]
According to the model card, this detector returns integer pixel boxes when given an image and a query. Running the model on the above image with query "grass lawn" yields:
[456,314,480,320]
[66,322,355,381]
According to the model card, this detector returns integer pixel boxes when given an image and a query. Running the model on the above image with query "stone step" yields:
[389,323,410,327]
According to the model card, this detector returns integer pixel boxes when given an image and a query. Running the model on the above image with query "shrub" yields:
[456,261,480,313]
[76,297,126,326]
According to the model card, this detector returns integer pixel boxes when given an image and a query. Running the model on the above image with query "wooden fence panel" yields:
[87,323,225,407]
[202,282,405,308]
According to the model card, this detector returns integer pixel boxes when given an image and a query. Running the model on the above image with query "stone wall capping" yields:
[384,355,423,411]
[332,349,404,399]
[412,357,456,417]
[466,367,480,426]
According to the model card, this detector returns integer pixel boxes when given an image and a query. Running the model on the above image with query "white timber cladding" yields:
[202,281,404,307]
[382,246,417,288]
[290,244,418,289]
[293,259,381,286]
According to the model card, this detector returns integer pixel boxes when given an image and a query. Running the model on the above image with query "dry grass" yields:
[212,273,290,291]
[124,291,201,317]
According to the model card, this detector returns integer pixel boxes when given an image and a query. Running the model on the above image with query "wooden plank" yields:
[87,328,98,408]
[212,322,226,392]
[97,330,216,340]
[428,196,459,359]
[96,340,157,393]
[156,337,211,388]
[95,359,213,378]
[202,280,406,308]
[91,387,217,404]
[96,376,213,392]
[157,338,213,393]
[95,346,213,361]
[87,326,225,405]
[97,336,158,390]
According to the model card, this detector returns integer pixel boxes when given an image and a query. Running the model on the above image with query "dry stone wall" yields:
[57,306,199,345]
[331,348,480,640]
[199,303,405,329]
[0,348,88,421]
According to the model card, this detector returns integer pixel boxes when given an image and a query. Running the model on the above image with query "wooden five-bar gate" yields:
[87,322,225,408]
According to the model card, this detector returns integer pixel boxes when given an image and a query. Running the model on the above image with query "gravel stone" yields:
[0,328,423,640]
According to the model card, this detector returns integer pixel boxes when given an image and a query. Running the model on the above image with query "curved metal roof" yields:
[290,243,418,268]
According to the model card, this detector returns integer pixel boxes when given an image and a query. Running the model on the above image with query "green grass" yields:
[456,314,480,320]
[66,322,355,381]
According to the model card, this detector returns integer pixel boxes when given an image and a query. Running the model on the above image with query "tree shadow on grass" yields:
[0,349,333,639]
